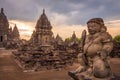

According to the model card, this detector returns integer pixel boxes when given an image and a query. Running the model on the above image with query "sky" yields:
[0,0,120,40]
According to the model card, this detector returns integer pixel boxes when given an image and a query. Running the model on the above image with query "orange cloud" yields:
[9,20,35,40]
[106,20,120,38]
[9,19,120,40]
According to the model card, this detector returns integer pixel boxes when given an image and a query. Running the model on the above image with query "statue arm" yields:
[102,41,113,55]
[97,33,113,59]
[102,33,113,54]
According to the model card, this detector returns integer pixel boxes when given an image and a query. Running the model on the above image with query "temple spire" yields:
[12,24,20,39]
[55,34,63,44]
[43,9,45,14]
[1,8,4,14]
[72,31,76,38]
[73,31,75,35]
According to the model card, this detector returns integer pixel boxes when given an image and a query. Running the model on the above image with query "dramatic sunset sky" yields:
[0,0,120,40]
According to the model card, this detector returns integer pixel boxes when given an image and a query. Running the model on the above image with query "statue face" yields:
[87,22,101,35]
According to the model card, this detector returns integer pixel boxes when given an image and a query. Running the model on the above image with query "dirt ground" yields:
[0,49,120,80]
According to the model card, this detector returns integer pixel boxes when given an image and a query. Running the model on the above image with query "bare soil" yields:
[0,49,120,80]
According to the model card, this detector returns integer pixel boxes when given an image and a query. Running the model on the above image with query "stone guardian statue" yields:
[68,18,113,80]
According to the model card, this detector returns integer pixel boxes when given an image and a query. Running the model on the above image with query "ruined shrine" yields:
[13,9,79,71]
[0,8,20,48]
[30,9,53,46]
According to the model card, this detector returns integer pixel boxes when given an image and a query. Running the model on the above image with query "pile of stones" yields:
[12,44,78,71]
[110,41,120,57]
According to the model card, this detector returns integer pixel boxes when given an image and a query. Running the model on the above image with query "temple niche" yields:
[0,8,21,48]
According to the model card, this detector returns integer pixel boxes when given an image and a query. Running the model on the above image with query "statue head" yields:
[87,18,105,35]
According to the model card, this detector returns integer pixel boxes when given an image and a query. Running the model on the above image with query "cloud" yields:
[50,13,69,25]
[0,0,120,40]
[0,0,38,21]
[0,0,120,25]
[9,20,35,40]
[106,20,120,37]
[52,24,86,40]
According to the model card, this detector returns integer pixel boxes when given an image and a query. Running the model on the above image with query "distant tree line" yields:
[113,35,120,43]
[65,37,81,43]
[65,35,120,43]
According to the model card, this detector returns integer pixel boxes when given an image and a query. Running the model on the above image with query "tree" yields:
[77,38,81,43]
[113,35,120,42]
[65,37,81,42]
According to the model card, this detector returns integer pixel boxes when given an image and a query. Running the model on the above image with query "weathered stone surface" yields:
[0,8,21,49]
[68,18,114,80]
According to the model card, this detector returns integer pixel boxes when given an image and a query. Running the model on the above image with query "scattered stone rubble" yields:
[110,41,120,57]
[12,44,79,71]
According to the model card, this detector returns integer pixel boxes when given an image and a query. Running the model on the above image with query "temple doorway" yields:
[0,36,3,42]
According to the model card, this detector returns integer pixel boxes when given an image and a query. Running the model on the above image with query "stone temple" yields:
[0,8,20,48]
[13,9,80,71]
[30,9,53,46]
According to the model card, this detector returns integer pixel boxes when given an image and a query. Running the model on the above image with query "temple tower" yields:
[34,9,53,45]
[69,31,79,46]
[12,24,20,40]
[0,8,9,47]
[55,34,63,45]
[71,31,77,42]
